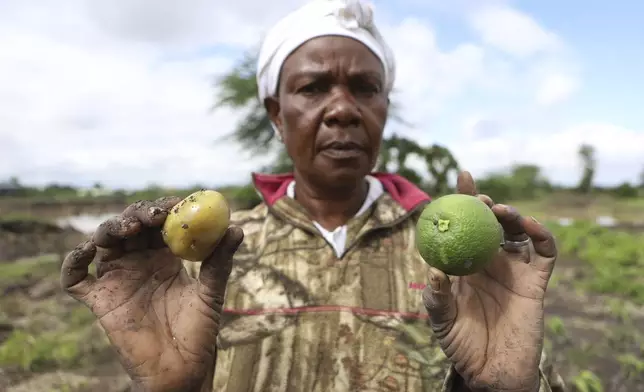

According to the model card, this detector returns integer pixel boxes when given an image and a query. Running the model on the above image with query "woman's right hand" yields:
[60,197,243,392]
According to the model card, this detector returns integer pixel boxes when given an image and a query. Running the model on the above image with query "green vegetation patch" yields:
[548,220,644,304]
[0,299,108,371]
[0,254,110,372]
[0,254,60,285]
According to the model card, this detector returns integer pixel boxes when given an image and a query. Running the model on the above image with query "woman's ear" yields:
[264,97,284,141]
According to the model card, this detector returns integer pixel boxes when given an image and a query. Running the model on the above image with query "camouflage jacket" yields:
[184,172,566,392]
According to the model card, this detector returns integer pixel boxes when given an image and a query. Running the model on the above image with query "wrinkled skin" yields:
[265,35,388,230]
[423,172,558,392]
[61,197,243,392]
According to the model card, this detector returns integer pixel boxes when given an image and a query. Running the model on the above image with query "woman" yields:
[61,0,566,391]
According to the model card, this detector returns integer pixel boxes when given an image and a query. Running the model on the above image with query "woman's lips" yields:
[320,147,364,159]
[320,141,365,159]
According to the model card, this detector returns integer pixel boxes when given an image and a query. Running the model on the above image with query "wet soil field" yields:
[1,215,643,391]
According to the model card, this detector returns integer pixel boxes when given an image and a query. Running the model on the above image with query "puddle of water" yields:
[555,216,619,228]
[57,213,117,234]
[595,215,617,227]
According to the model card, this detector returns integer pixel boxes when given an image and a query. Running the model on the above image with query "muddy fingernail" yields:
[147,207,167,224]
[530,216,540,224]
[119,217,140,235]
[428,268,441,291]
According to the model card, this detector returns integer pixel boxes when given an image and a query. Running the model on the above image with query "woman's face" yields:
[265,36,389,189]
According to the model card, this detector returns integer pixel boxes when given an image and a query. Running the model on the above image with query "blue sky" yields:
[382,0,644,131]
[517,0,644,130]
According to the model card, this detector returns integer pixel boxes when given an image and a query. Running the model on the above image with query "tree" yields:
[258,149,293,174]
[611,182,638,198]
[476,164,550,203]
[576,144,596,194]
[8,176,20,187]
[214,51,274,156]
[376,133,461,194]
[377,133,425,184]
[423,144,460,195]
[510,164,551,193]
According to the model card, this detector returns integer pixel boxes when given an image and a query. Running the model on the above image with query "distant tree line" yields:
[3,142,642,207]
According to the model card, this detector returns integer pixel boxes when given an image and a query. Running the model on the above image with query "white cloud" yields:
[535,73,579,106]
[0,0,307,49]
[86,0,310,48]
[0,0,284,189]
[463,5,582,107]
[381,18,486,121]
[468,5,562,58]
[453,122,644,185]
[0,0,639,189]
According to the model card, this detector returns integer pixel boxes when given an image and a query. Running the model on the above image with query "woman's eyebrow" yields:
[288,68,383,81]
[288,69,333,80]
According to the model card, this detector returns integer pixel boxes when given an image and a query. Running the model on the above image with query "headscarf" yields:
[256,0,396,137]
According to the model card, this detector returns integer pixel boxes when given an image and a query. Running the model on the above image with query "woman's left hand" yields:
[422,171,557,392]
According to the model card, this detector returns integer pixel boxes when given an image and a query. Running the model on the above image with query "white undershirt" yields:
[286,175,384,258]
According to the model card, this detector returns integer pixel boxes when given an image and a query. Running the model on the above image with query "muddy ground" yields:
[1,220,643,392]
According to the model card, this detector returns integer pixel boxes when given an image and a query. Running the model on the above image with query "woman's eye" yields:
[299,82,327,95]
[353,81,380,95]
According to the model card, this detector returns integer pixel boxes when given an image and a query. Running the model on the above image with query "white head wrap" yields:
[256,0,396,137]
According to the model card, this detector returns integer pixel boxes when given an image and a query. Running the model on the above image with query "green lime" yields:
[415,194,502,276]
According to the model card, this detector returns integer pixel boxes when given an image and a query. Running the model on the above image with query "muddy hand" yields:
[60,197,244,392]
[422,171,557,392]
